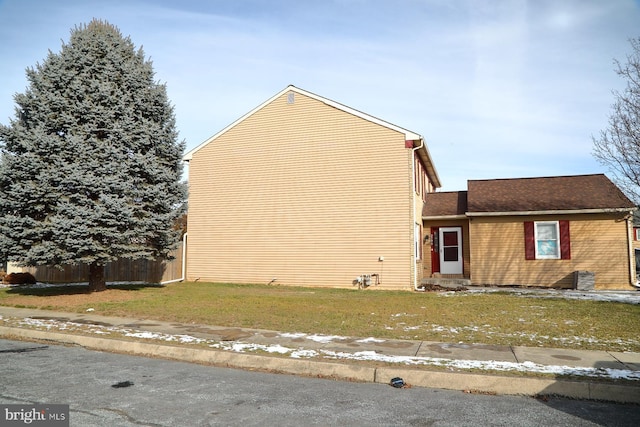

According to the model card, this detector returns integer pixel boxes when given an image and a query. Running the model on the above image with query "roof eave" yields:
[466,207,636,217]
[422,214,467,220]
[416,139,442,189]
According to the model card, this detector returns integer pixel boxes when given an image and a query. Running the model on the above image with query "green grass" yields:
[1,282,639,352]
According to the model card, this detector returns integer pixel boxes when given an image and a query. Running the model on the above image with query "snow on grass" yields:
[214,342,292,354]
[380,315,640,352]
[456,288,640,305]
[124,331,205,344]
[356,337,386,343]
[306,334,349,343]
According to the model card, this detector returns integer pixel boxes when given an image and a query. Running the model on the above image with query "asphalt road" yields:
[1,338,639,426]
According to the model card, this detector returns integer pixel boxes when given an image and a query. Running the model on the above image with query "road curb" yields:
[2,326,639,404]
[375,368,640,403]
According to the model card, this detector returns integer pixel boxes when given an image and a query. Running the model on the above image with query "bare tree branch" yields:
[593,37,640,203]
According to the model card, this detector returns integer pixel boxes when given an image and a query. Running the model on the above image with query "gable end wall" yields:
[187,92,416,288]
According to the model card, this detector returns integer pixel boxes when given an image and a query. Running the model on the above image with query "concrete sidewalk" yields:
[1,306,639,403]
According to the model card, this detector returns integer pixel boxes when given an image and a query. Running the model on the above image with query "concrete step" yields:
[419,278,471,289]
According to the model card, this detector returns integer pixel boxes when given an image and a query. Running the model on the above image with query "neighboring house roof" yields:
[183,84,441,188]
[423,174,636,218]
[423,191,468,217]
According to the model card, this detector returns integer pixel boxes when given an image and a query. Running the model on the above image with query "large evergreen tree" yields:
[0,20,186,292]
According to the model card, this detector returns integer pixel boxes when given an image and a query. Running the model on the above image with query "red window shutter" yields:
[431,227,440,273]
[524,222,535,260]
[560,220,571,260]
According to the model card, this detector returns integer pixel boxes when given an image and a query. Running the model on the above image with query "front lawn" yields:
[1,282,638,352]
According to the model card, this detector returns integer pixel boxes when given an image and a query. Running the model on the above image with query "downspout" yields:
[627,215,640,289]
[161,232,188,285]
[412,139,425,291]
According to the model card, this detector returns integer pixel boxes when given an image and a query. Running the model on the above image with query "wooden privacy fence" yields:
[20,240,186,284]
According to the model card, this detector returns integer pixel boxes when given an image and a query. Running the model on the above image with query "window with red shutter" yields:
[524,221,570,260]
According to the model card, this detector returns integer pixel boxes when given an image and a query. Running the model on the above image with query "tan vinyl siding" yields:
[469,214,633,289]
[187,92,414,289]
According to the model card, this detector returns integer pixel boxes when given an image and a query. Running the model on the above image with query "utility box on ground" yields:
[573,271,595,290]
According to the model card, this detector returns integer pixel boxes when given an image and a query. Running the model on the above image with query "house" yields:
[422,174,638,290]
[183,85,441,289]
[184,85,637,291]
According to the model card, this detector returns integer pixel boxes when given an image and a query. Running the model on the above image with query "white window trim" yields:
[534,221,560,260]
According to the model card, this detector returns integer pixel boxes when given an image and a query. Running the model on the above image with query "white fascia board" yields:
[422,215,467,220]
[466,208,635,217]
[418,140,442,189]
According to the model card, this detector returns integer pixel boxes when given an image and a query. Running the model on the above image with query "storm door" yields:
[438,227,462,274]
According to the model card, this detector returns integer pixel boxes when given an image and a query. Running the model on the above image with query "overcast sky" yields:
[1,0,639,191]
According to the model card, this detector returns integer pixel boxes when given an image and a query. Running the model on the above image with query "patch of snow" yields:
[277,332,347,343]
[278,333,306,339]
[305,334,346,343]
[263,344,293,354]
[125,331,165,340]
[458,288,640,305]
[209,341,295,354]
[175,335,206,344]
[356,337,385,343]
[290,349,319,358]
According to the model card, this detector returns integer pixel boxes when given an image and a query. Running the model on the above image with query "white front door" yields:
[439,227,462,274]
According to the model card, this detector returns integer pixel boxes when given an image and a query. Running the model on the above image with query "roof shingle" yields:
[423,174,635,218]
[467,174,635,213]
[423,191,468,216]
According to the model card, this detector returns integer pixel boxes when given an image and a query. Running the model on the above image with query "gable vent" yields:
[287,91,295,104]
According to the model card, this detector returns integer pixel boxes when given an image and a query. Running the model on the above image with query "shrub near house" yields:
[2,272,37,285]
